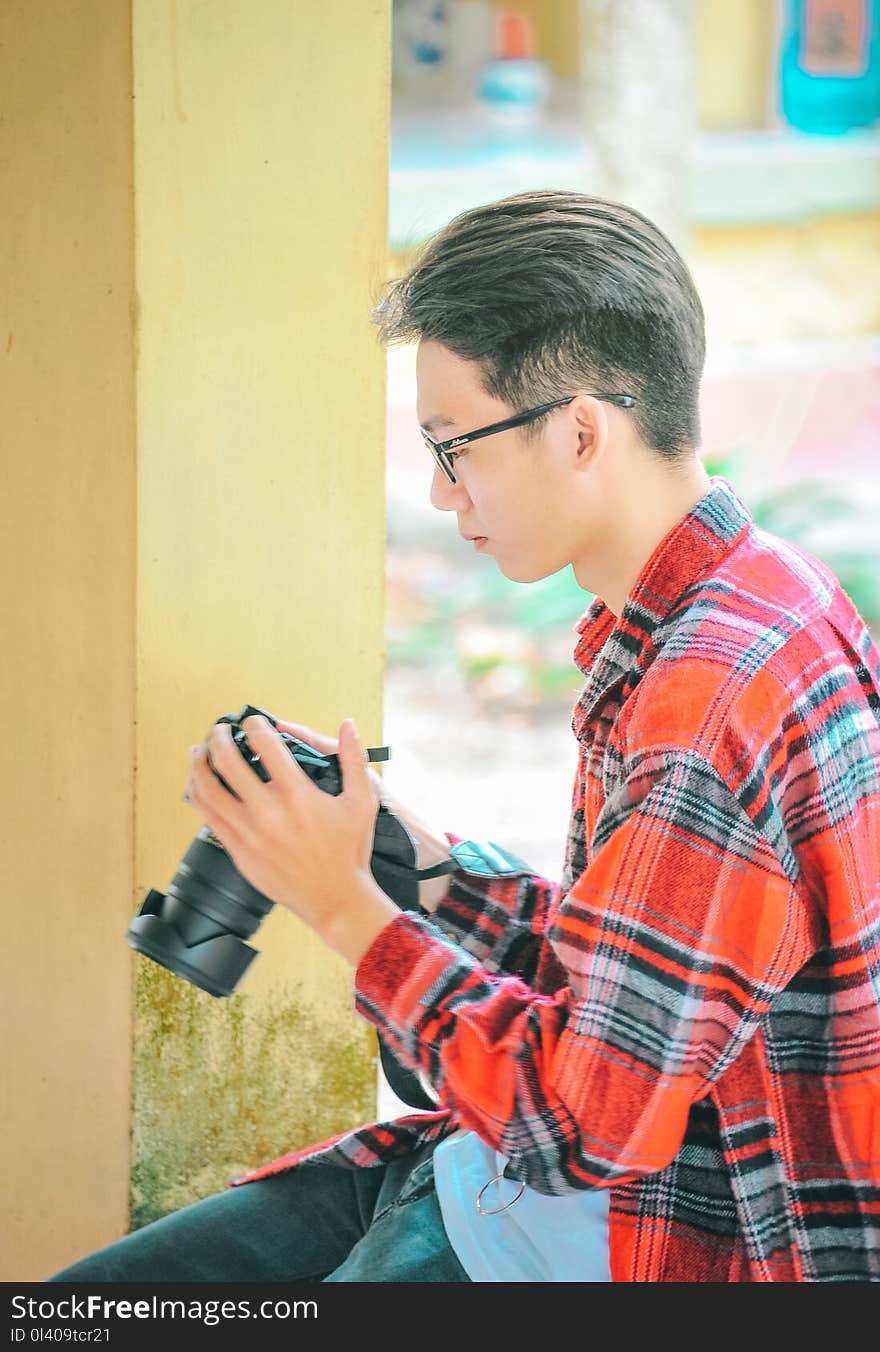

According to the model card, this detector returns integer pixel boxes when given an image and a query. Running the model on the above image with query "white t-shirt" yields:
[432,1128,611,1282]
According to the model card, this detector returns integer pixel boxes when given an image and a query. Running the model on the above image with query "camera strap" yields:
[415,838,534,882]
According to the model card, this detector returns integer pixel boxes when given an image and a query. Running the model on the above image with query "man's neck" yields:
[579,456,712,618]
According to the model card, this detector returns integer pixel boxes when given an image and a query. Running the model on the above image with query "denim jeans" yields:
[46,1144,470,1283]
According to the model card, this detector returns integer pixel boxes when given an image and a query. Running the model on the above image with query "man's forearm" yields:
[317,871,404,966]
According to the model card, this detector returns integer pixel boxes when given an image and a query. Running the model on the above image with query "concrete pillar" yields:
[1,0,391,1279]
[579,0,697,250]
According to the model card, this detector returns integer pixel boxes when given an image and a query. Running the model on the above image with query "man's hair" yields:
[373,190,706,460]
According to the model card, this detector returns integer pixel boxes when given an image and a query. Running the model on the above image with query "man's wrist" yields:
[418,867,453,912]
[316,871,403,967]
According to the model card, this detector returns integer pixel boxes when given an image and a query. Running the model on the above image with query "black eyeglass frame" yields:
[420,393,637,483]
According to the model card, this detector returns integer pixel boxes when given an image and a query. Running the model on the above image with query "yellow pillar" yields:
[1,0,391,1279]
[0,0,136,1283]
[696,0,776,130]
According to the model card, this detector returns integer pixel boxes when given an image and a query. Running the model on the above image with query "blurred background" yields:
[379,0,880,958]
[4,0,879,1274]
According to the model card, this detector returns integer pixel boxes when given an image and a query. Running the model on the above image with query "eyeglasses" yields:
[420,393,637,483]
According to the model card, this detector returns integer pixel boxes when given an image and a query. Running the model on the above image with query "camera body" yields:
[127,702,533,1109]
[126,704,410,998]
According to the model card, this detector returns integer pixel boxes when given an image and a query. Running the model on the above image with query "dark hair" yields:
[372,190,706,460]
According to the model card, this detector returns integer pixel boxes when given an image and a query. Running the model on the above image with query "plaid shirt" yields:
[236,478,880,1283]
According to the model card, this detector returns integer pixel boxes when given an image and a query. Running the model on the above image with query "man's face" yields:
[416,340,599,584]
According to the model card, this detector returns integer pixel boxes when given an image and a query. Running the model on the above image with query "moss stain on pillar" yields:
[130,963,376,1227]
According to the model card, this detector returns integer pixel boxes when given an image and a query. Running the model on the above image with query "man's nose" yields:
[429,461,468,512]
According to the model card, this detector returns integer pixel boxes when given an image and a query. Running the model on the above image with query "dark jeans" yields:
[46,1144,470,1283]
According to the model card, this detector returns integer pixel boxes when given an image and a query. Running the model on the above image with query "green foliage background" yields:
[387,458,880,712]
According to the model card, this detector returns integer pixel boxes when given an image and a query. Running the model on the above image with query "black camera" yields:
[125,704,435,999]
[127,702,533,1109]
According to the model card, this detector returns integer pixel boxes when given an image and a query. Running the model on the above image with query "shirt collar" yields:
[571,476,752,726]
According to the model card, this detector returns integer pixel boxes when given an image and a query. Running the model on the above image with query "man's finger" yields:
[274,720,338,756]
[204,723,259,801]
[241,714,310,788]
[337,718,373,808]
[188,746,242,826]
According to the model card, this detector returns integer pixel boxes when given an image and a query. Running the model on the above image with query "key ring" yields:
[475,1171,526,1216]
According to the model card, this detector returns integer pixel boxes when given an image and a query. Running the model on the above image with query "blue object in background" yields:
[476,9,551,128]
[395,0,451,70]
[780,0,880,132]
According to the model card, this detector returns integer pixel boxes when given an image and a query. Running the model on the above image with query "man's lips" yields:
[461,533,487,542]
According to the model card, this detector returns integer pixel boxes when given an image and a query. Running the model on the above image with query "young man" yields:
[50,191,880,1283]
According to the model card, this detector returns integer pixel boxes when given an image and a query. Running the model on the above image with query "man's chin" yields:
[495,557,569,585]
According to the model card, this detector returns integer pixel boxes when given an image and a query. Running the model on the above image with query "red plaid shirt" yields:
[236,478,880,1282]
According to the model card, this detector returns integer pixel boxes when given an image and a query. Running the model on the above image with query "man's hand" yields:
[185,713,400,965]
[273,718,455,912]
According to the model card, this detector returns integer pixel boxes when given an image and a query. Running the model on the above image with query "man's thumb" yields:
[338,717,371,801]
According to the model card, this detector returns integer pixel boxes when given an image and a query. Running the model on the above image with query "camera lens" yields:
[127,825,276,996]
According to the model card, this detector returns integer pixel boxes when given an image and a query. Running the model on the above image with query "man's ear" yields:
[571,395,608,469]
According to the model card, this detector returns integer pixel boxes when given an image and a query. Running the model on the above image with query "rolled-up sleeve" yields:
[430,831,561,985]
[355,749,814,1194]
